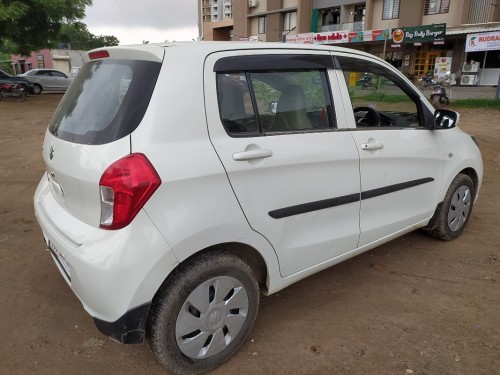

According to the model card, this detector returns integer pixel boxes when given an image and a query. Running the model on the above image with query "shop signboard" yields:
[391,24,446,44]
[434,56,452,80]
[312,31,349,44]
[465,31,500,52]
[348,29,391,43]
[285,33,313,44]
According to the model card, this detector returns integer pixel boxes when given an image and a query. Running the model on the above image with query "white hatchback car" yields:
[34,42,482,374]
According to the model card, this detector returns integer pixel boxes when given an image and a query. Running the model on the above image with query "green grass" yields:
[450,98,500,110]
[357,92,412,103]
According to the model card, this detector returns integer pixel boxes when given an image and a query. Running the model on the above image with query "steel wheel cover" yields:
[447,185,471,232]
[175,276,249,359]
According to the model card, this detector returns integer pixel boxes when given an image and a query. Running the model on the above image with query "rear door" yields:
[205,51,361,278]
[334,53,444,246]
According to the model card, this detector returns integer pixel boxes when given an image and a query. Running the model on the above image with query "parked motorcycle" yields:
[0,82,26,101]
[430,72,452,107]
[419,72,435,89]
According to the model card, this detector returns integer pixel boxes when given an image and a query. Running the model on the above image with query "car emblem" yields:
[49,146,55,160]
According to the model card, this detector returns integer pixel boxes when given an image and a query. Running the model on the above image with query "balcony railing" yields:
[320,21,364,33]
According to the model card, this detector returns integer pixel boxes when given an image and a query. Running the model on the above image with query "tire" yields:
[426,174,475,241]
[147,251,260,375]
[13,89,26,102]
[439,96,449,105]
[32,84,42,95]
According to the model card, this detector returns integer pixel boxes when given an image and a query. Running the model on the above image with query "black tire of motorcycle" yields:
[439,96,449,105]
[13,89,26,102]
[0,89,4,101]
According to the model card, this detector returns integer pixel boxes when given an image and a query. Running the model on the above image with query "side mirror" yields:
[434,108,459,129]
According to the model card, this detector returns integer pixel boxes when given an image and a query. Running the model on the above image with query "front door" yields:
[205,51,361,277]
[335,54,444,247]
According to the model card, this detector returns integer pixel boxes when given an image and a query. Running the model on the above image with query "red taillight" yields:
[99,153,161,230]
[88,50,110,60]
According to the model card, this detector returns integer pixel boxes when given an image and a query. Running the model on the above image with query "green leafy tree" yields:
[0,0,92,55]
[58,22,119,50]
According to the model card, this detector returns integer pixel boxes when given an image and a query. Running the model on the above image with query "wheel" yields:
[439,96,449,105]
[32,84,42,95]
[147,251,260,375]
[426,174,475,241]
[13,89,26,102]
[353,106,381,127]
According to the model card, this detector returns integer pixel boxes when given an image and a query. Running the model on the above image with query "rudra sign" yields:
[465,31,500,52]
[392,23,446,44]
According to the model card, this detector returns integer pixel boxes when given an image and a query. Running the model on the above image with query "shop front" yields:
[464,31,500,86]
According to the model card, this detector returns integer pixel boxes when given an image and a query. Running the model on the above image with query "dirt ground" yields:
[0,94,498,375]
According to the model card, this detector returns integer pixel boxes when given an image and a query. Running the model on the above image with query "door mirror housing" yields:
[433,109,459,129]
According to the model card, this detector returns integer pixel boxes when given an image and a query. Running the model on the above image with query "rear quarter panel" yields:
[130,46,281,281]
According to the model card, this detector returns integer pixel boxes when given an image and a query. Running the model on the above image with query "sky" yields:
[83,0,199,45]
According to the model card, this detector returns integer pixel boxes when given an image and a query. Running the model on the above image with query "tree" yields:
[58,22,119,51]
[0,0,92,55]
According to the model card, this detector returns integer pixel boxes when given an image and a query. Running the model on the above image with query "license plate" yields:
[48,241,71,281]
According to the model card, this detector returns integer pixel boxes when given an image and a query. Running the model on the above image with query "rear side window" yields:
[215,54,335,136]
[49,59,161,145]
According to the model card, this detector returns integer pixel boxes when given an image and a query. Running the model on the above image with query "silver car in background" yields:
[20,69,73,94]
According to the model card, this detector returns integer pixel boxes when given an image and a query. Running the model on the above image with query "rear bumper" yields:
[34,176,179,325]
[93,303,151,344]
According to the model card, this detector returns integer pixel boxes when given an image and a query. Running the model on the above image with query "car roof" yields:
[84,41,387,66]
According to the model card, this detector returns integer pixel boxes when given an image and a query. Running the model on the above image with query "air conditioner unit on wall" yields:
[248,0,258,7]
[460,74,477,86]
[462,62,480,73]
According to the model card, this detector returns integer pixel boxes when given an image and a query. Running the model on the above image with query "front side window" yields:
[383,0,400,19]
[217,69,335,136]
[425,0,450,15]
[337,56,422,129]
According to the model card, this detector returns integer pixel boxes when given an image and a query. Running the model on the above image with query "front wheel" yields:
[32,84,42,95]
[426,174,475,240]
[147,251,260,375]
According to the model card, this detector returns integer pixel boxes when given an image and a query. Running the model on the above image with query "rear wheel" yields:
[426,174,475,240]
[147,251,260,375]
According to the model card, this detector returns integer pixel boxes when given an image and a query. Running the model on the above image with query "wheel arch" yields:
[158,242,269,298]
[459,167,479,195]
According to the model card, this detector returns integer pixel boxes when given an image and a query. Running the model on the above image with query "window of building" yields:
[424,0,450,15]
[283,11,297,31]
[382,0,400,19]
[322,7,340,25]
[258,16,266,34]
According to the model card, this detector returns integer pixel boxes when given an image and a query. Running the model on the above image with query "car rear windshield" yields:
[49,59,161,145]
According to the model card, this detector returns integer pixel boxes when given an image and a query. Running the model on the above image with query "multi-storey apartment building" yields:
[230,0,500,85]
[200,0,234,41]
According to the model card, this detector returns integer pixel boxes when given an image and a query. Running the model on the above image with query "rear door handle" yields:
[360,142,384,151]
[233,149,273,161]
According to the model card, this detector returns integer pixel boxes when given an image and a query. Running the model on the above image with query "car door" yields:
[333,53,444,247]
[204,51,361,278]
[49,70,70,90]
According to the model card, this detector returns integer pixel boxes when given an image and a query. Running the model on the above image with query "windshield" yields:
[49,59,161,145]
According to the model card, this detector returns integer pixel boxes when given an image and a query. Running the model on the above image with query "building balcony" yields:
[320,21,364,32]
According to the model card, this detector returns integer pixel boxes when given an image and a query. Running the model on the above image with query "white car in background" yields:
[34,42,483,374]
[20,68,73,94]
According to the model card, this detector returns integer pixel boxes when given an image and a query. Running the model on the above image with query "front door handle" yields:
[360,142,384,151]
[233,149,273,161]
